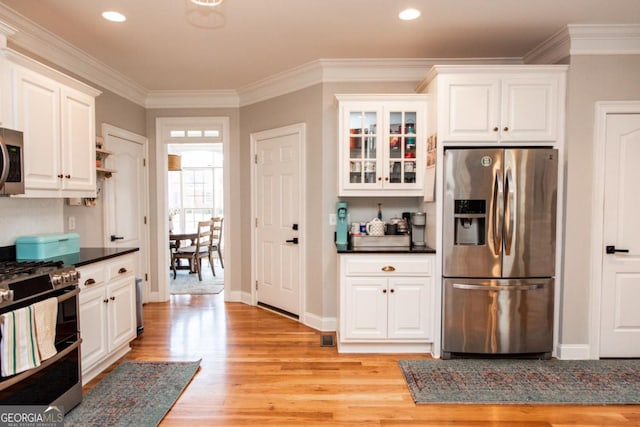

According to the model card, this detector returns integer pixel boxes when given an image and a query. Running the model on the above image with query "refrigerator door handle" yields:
[452,283,547,291]
[504,168,515,255]
[492,169,504,255]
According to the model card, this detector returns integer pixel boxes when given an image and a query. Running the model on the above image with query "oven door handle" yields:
[0,339,80,391]
[57,286,80,304]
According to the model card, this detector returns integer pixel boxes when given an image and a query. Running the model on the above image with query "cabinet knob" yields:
[503,127,509,132]
[384,177,389,182]
[382,289,387,294]
[390,289,395,293]
[57,174,64,179]
[381,265,396,272]
[103,299,109,304]
[493,127,499,132]
[110,296,115,301]
[377,177,382,181]
[84,278,96,286]
[118,267,127,274]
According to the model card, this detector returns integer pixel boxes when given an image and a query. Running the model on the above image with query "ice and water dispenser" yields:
[453,200,486,246]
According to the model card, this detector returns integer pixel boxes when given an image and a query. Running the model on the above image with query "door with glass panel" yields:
[337,95,427,196]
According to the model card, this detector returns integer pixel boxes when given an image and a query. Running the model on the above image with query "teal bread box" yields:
[16,233,80,260]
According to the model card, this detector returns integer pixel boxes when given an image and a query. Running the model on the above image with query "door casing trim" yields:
[154,116,231,302]
[589,101,640,359]
[101,123,150,302]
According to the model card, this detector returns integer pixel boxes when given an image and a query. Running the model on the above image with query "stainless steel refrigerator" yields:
[442,148,558,359]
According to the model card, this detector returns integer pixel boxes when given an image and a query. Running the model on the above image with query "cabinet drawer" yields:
[77,264,105,290]
[343,255,432,276]
[106,255,135,281]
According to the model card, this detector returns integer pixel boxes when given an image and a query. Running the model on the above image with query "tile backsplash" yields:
[0,198,64,245]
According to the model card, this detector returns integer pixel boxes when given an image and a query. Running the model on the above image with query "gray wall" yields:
[561,54,640,345]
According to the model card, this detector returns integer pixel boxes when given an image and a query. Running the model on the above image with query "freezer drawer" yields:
[442,278,553,358]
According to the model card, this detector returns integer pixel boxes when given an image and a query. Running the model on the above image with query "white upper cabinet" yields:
[6,50,101,197]
[426,66,566,144]
[336,94,428,197]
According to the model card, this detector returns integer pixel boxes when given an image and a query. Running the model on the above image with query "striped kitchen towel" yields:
[33,297,58,361]
[0,306,41,377]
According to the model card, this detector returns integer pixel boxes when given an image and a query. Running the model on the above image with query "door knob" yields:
[606,245,629,254]
[111,234,124,242]
[285,238,299,244]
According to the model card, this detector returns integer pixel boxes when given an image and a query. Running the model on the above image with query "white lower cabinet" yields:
[338,254,434,353]
[78,254,136,384]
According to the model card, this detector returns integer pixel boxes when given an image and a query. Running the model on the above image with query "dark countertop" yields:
[68,247,140,267]
[0,245,139,265]
[336,243,435,254]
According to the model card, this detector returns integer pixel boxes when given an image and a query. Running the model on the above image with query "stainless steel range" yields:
[0,260,82,412]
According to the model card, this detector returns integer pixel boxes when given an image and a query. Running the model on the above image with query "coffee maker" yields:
[336,201,348,246]
[410,212,426,247]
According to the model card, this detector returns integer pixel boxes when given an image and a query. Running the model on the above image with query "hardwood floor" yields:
[86,294,640,426]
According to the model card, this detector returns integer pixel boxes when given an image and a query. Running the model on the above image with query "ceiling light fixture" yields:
[190,0,225,6]
[399,8,421,21]
[102,11,126,22]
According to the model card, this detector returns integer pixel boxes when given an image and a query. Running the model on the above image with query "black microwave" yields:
[0,128,25,196]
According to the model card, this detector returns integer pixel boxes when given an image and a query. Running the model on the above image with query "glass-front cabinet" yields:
[337,94,428,196]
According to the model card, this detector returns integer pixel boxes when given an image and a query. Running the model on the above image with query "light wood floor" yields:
[86,294,640,426]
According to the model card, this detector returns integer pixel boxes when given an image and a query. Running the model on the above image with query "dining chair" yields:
[171,219,215,280]
[211,217,224,270]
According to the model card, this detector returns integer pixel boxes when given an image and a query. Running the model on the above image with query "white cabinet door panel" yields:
[501,77,558,141]
[61,87,95,192]
[445,78,500,141]
[107,276,137,352]
[387,277,432,340]
[14,66,61,190]
[79,285,108,371]
[344,278,387,340]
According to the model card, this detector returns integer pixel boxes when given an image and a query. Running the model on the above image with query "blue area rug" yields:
[65,360,201,426]
[399,359,640,404]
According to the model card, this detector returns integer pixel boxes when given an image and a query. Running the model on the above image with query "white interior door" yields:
[103,125,149,296]
[599,113,640,357]
[254,124,304,317]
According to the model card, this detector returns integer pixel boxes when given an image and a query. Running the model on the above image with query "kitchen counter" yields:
[0,245,138,265]
[336,243,435,254]
[70,247,139,267]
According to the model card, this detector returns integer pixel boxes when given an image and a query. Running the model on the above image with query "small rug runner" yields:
[65,360,201,426]
[399,359,640,405]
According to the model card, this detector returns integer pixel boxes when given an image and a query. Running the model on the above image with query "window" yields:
[168,144,223,233]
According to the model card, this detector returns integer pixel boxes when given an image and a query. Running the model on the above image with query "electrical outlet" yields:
[68,216,76,230]
[329,213,337,225]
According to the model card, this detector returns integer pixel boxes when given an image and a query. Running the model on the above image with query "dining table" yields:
[169,231,199,273]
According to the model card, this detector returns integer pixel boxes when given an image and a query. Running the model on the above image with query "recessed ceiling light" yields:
[399,8,421,21]
[102,11,126,23]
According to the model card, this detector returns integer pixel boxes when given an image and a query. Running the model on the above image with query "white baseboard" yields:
[556,343,592,360]
[304,312,336,332]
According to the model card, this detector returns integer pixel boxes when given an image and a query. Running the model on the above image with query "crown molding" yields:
[145,90,240,109]
[525,24,640,64]
[568,24,640,55]
[0,4,148,106]
[524,26,571,64]
[237,57,522,107]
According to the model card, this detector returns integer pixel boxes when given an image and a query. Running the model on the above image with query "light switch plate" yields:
[329,213,337,225]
